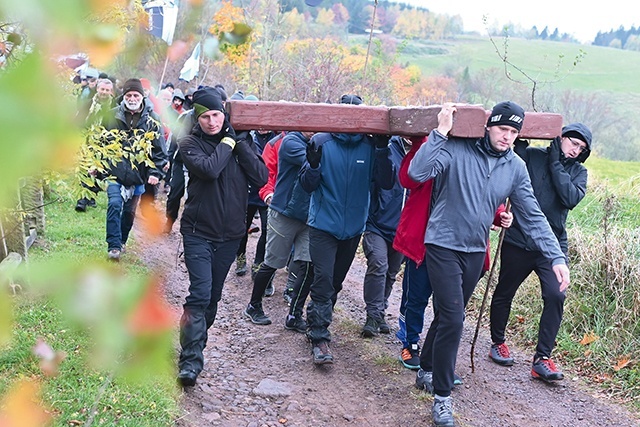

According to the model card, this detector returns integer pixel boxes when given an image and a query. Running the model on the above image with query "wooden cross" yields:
[226,101,563,139]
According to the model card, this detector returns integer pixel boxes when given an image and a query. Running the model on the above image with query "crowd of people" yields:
[73,71,592,426]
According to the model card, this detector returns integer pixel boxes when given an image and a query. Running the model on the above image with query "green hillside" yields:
[396,35,640,94]
[349,33,640,161]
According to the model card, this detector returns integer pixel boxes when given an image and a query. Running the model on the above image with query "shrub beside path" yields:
[137,226,639,427]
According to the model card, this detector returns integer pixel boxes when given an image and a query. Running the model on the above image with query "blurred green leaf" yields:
[0,54,82,206]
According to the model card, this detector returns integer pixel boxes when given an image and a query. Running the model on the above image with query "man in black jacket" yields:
[177,89,268,387]
[488,123,592,382]
[102,78,167,261]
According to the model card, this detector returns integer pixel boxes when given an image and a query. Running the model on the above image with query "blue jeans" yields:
[105,183,143,251]
[396,258,432,348]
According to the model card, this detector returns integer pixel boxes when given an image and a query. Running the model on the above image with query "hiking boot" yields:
[531,356,564,382]
[489,342,514,366]
[107,248,121,262]
[177,369,198,387]
[264,281,275,297]
[283,288,294,306]
[235,254,247,276]
[75,197,90,212]
[378,316,390,334]
[244,303,272,325]
[312,341,333,365]
[400,343,421,370]
[415,368,434,393]
[250,263,260,280]
[285,314,308,333]
[361,315,378,338]
[87,198,96,208]
[432,395,454,427]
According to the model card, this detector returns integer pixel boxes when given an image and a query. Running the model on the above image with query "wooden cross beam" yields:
[226,101,563,139]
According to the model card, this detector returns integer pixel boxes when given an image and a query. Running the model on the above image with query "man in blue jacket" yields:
[408,101,570,427]
[300,94,394,365]
[488,123,591,382]
[361,136,409,338]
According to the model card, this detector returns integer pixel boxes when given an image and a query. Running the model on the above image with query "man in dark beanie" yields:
[489,122,591,382]
[98,77,167,261]
[407,101,569,426]
[176,88,268,387]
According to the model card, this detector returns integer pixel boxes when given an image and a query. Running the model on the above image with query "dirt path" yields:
[135,219,639,427]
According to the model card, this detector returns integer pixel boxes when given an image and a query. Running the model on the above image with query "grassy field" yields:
[0,192,180,426]
[393,35,640,94]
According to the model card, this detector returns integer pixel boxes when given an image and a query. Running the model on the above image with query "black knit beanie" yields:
[121,78,145,96]
[192,88,225,118]
[487,101,525,131]
[340,94,363,105]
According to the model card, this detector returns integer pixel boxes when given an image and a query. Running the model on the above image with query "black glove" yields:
[222,119,236,140]
[306,142,322,169]
[371,134,390,149]
[548,136,561,164]
[235,130,250,142]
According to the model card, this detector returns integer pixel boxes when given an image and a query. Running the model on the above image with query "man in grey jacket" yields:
[407,101,570,427]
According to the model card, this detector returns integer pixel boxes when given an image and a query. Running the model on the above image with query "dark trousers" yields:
[288,260,314,318]
[306,228,361,343]
[362,231,404,322]
[490,241,566,359]
[179,234,240,374]
[237,204,268,265]
[420,244,485,397]
[166,155,185,222]
[396,258,432,348]
[106,184,140,251]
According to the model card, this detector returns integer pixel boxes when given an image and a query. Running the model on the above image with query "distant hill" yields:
[349,33,640,161]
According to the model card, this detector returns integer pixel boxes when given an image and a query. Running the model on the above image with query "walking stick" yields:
[470,200,511,373]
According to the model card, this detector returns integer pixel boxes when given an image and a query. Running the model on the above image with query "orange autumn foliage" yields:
[0,379,51,427]
[127,277,176,335]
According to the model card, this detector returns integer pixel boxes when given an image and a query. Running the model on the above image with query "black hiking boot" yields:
[361,315,378,338]
[244,303,272,325]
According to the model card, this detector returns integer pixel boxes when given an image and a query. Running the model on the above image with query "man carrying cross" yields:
[407,101,569,427]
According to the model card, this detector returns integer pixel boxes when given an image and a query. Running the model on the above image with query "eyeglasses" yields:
[566,137,588,153]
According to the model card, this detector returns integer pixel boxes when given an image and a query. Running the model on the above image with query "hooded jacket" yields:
[300,132,394,241]
[505,124,590,255]
[365,136,407,243]
[179,122,268,242]
[270,132,313,223]
[258,132,287,203]
[103,99,167,186]
[408,129,565,266]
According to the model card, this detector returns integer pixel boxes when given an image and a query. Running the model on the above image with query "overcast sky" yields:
[398,0,639,43]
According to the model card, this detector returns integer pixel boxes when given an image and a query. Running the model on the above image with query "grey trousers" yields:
[362,231,404,321]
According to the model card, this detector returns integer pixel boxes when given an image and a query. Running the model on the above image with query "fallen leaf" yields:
[613,355,632,372]
[515,315,525,323]
[278,418,288,424]
[583,349,592,357]
[579,331,598,346]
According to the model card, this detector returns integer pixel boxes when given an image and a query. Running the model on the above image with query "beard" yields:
[124,98,143,111]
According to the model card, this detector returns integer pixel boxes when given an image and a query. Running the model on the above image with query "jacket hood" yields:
[562,122,592,163]
[331,132,366,145]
